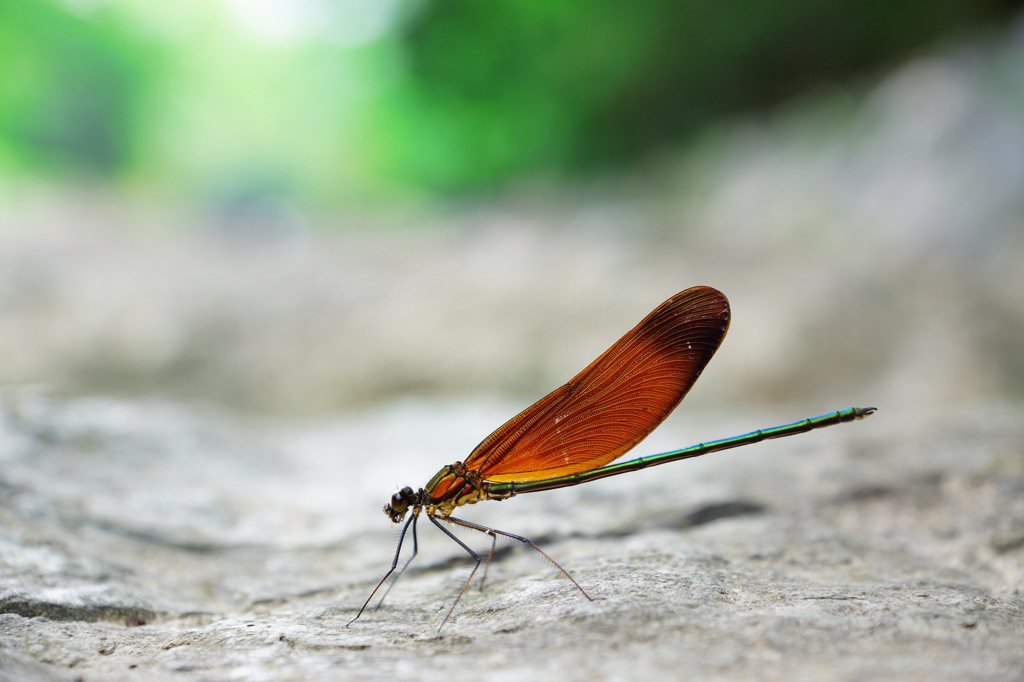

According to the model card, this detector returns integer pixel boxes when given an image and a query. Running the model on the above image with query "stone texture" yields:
[1,388,1022,680]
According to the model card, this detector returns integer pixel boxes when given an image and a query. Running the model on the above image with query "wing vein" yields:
[465,287,730,483]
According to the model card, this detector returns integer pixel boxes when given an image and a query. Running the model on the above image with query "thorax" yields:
[423,461,488,514]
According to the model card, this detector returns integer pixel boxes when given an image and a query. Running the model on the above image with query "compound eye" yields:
[391,486,414,511]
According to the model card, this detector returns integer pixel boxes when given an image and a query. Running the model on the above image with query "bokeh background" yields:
[2,0,1024,418]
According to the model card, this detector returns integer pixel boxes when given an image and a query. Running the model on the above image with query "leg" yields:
[347,512,418,626]
[426,514,483,631]
[445,515,593,601]
[373,513,420,610]
[479,532,498,592]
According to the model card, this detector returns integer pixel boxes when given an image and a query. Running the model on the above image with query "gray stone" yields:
[1,388,1022,680]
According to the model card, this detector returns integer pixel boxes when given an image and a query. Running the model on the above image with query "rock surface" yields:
[1,388,1022,680]
[3,19,1024,682]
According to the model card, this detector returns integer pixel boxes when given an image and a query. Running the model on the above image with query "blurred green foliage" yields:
[0,0,158,177]
[380,0,1022,191]
[0,0,1021,202]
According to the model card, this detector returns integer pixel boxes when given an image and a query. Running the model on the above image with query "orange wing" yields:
[465,286,730,483]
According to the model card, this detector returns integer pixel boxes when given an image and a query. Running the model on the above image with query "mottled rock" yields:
[1,388,1022,680]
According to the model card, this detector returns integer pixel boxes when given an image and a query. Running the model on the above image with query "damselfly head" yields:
[384,486,416,522]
